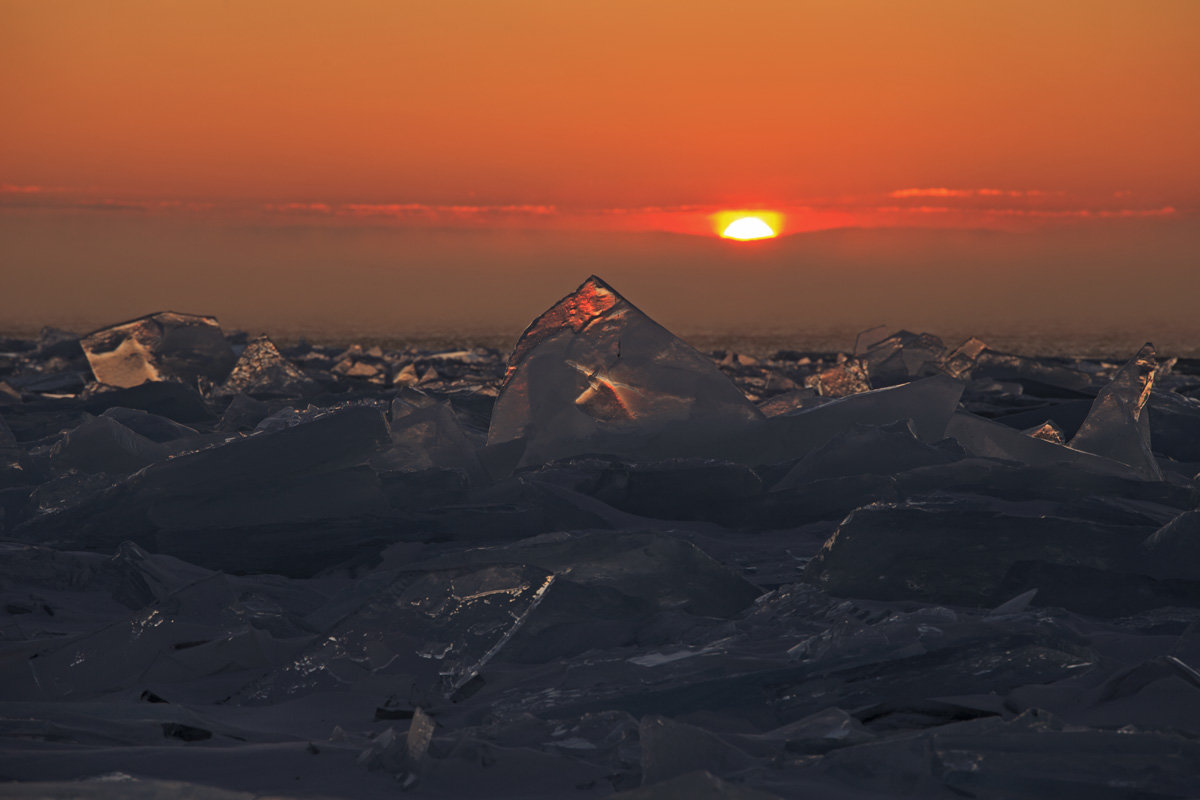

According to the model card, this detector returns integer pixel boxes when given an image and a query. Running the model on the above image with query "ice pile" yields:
[3,278,1200,798]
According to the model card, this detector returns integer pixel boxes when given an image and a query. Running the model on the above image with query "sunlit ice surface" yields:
[713,210,783,240]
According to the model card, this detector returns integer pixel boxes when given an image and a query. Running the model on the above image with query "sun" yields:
[721,217,776,240]
[713,210,782,240]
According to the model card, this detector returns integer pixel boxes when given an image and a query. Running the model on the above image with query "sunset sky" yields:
[2,1,1198,348]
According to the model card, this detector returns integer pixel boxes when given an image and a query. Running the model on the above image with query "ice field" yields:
[2,277,1200,798]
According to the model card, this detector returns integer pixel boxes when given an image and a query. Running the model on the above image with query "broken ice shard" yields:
[772,419,963,490]
[1022,420,1066,444]
[357,706,435,777]
[216,334,320,397]
[639,714,754,786]
[217,392,271,432]
[99,407,198,443]
[0,414,24,487]
[862,330,946,387]
[36,327,83,359]
[16,405,391,573]
[941,336,988,379]
[47,414,168,474]
[972,349,1094,393]
[1141,509,1200,580]
[81,312,236,388]
[1068,343,1162,479]
[375,390,485,480]
[412,531,761,619]
[243,564,555,704]
[17,572,303,699]
[0,380,21,405]
[487,276,762,466]
[332,344,391,384]
[804,357,871,397]
[82,380,215,424]
[741,374,964,466]
[946,410,1143,478]
[804,496,1159,611]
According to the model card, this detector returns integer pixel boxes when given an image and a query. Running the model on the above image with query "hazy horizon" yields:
[3,211,1197,357]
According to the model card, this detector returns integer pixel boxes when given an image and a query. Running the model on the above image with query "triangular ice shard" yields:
[1068,343,1162,480]
[488,276,762,466]
[216,335,320,398]
[946,411,1143,478]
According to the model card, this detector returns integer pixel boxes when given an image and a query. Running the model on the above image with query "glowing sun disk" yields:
[722,216,776,240]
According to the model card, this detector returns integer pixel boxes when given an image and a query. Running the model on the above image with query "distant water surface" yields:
[4,321,1198,360]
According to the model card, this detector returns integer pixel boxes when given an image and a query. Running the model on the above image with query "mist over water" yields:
[3,212,1198,357]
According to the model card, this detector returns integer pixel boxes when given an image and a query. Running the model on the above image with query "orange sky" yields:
[1,1,1198,340]
[4,1,1197,224]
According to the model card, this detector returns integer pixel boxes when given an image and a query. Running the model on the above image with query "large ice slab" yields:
[803,496,1172,613]
[81,312,236,389]
[398,531,761,663]
[529,457,763,523]
[0,414,25,485]
[971,350,1095,394]
[1068,343,1162,479]
[737,374,964,466]
[375,389,486,481]
[488,276,762,466]
[639,715,754,786]
[242,563,555,704]
[0,569,307,700]
[946,410,1146,478]
[46,414,168,475]
[416,531,761,618]
[1141,510,1200,580]
[99,406,199,443]
[82,380,216,424]
[772,419,963,490]
[15,406,392,573]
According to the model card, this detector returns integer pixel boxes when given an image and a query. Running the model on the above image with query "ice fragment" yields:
[1068,343,1162,479]
[488,276,762,466]
[81,312,236,388]
[216,335,320,397]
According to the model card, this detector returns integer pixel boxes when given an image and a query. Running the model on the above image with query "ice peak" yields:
[488,275,762,465]
[505,277,623,379]
[1068,342,1161,479]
